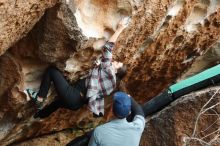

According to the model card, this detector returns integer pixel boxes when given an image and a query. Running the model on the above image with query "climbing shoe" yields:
[25,89,43,111]
[33,110,41,119]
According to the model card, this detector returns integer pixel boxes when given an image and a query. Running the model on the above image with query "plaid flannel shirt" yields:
[86,42,116,116]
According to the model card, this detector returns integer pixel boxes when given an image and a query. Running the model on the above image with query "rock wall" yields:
[179,38,220,80]
[0,0,220,145]
[0,0,59,55]
[140,86,220,146]
[114,0,220,102]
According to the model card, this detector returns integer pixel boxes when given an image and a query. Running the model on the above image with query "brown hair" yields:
[115,64,127,92]
[116,64,127,80]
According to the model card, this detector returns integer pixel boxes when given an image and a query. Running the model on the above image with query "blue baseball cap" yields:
[113,91,131,118]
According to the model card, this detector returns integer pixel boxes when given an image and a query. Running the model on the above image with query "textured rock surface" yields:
[0,0,59,55]
[37,3,85,63]
[114,0,220,102]
[1,0,220,145]
[140,86,220,146]
[179,38,220,80]
[72,0,132,38]
[11,130,77,146]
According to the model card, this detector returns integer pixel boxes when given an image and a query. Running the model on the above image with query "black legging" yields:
[36,66,87,118]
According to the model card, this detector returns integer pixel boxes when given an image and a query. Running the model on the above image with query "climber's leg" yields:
[37,66,71,99]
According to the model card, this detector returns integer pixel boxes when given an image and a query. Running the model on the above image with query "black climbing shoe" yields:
[25,89,44,111]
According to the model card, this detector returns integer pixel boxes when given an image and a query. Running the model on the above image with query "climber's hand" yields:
[109,17,131,42]
[117,16,131,30]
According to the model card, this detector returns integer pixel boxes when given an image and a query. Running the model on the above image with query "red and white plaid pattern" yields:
[86,42,116,115]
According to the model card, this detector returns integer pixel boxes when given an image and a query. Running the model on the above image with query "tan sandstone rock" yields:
[0,0,59,56]
[141,86,220,146]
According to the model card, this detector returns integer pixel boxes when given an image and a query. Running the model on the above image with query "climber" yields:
[88,92,145,146]
[25,17,130,118]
